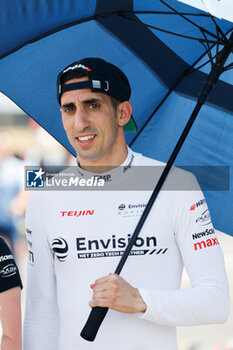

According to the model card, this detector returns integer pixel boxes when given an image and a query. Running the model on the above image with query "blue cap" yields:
[57,57,137,132]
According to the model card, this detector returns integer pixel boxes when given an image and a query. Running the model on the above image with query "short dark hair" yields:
[61,70,121,112]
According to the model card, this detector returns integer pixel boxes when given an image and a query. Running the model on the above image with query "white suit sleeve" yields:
[139,173,230,326]
[23,192,59,350]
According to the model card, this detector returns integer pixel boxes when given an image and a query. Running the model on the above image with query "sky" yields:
[178,0,233,22]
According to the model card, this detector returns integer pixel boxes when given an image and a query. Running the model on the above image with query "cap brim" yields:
[123,115,137,133]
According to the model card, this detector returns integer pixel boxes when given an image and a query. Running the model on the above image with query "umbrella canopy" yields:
[0,0,233,235]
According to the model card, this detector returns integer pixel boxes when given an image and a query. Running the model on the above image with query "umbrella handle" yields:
[80,306,109,341]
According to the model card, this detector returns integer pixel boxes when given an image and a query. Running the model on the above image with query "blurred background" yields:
[0,92,232,350]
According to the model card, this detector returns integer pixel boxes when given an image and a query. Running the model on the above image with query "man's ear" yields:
[117,101,133,127]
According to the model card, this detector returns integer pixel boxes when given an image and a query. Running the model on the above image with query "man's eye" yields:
[64,107,74,113]
[89,103,100,109]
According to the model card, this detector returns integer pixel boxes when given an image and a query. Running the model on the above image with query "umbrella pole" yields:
[80,32,233,342]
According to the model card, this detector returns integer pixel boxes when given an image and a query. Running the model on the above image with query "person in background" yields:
[0,132,23,251]
[0,237,22,350]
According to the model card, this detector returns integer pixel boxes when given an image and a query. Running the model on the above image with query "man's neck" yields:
[78,144,129,174]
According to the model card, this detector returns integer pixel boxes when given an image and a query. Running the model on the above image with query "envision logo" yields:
[52,237,69,262]
[75,233,169,259]
[128,204,146,209]
[76,234,157,251]
[117,203,147,218]
[118,203,147,210]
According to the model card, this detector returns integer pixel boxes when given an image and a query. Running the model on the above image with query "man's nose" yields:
[74,106,90,131]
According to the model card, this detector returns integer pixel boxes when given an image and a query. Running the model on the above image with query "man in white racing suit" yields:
[23,57,230,350]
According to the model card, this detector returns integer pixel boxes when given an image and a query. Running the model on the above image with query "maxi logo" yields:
[76,234,168,259]
[194,238,219,251]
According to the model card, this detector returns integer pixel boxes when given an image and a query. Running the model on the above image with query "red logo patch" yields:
[190,204,196,211]
[60,210,94,217]
[194,238,219,251]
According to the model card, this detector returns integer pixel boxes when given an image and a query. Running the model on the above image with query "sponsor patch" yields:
[28,250,34,264]
[26,228,32,235]
[192,228,215,240]
[60,210,94,217]
[0,254,14,262]
[0,264,17,277]
[194,238,219,251]
[117,203,147,218]
[52,237,69,262]
[76,234,168,259]
[195,209,212,226]
[77,248,168,259]
[189,199,206,211]
[123,154,135,173]
[63,63,91,73]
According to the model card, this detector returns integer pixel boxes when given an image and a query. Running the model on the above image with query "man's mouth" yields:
[78,135,95,142]
[76,134,96,147]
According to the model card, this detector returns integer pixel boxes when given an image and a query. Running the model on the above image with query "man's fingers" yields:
[90,292,117,308]
[92,273,117,287]
[90,278,120,308]
[89,298,108,308]
[91,283,118,299]
[91,282,109,293]
[89,274,147,313]
[90,274,119,293]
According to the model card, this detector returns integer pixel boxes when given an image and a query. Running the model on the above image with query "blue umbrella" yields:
[1,0,233,340]
[1,0,232,235]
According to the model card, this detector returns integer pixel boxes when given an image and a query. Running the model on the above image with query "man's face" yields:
[60,77,120,165]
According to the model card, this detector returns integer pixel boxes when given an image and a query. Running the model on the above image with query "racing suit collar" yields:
[75,147,135,183]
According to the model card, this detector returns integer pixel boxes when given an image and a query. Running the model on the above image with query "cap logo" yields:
[92,80,109,91]
[63,63,91,74]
